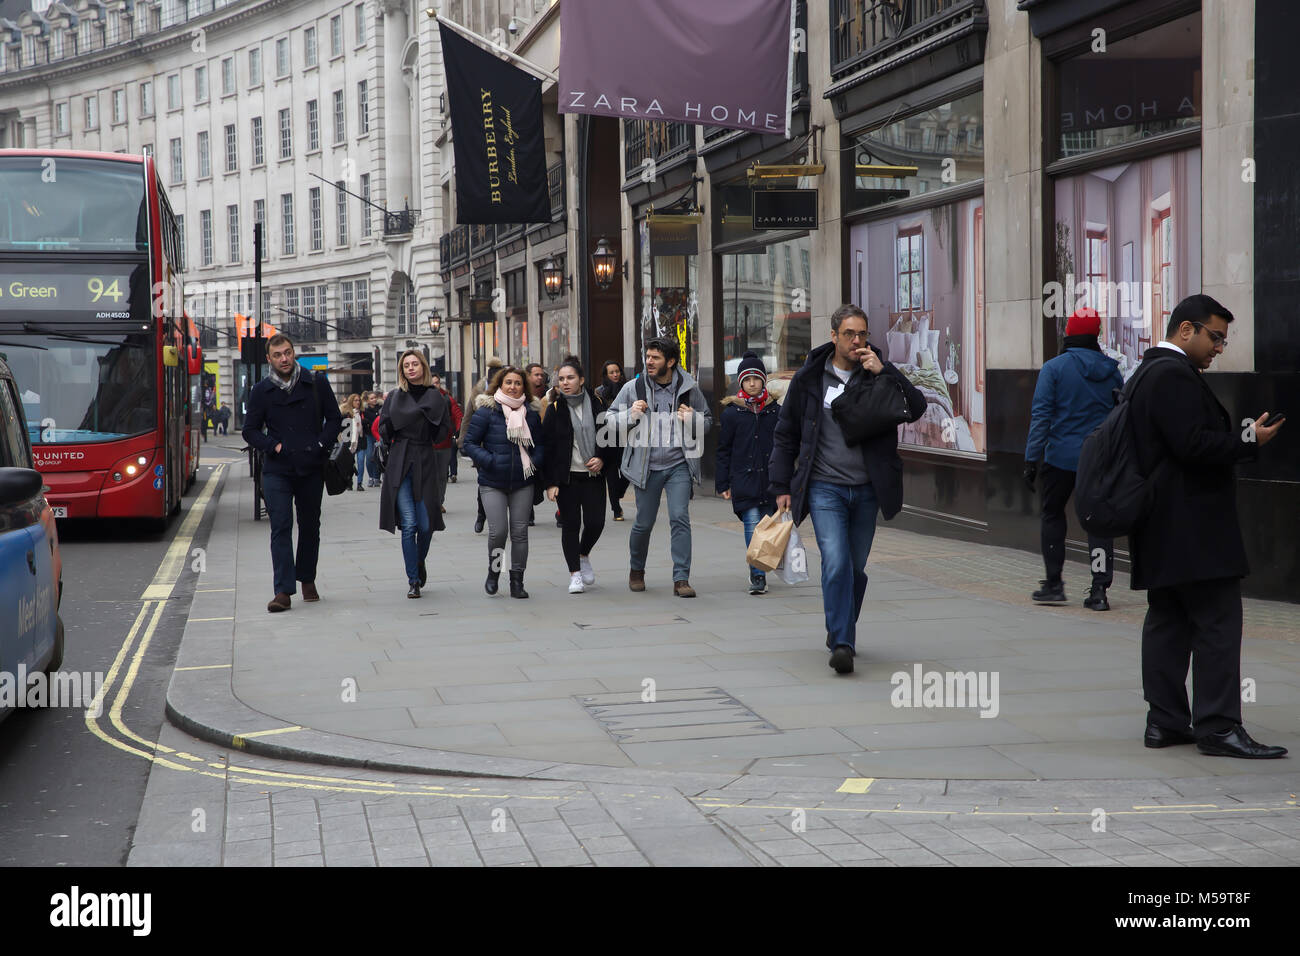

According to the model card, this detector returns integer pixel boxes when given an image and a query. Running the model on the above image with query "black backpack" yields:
[1073,359,1161,538]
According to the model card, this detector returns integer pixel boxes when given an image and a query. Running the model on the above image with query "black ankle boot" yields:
[1083,584,1110,611]
[509,570,528,599]
[485,567,500,595]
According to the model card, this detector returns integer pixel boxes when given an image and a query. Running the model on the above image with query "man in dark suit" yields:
[1129,294,1286,758]
[242,334,342,613]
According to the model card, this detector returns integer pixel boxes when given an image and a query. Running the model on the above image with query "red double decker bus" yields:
[0,150,200,525]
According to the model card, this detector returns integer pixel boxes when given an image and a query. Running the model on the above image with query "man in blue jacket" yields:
[1023,307,1123,610]
[242,334,342,612]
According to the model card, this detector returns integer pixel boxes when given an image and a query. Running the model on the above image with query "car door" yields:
[0,375,45,691]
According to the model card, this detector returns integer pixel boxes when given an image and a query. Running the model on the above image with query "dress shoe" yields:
[613,511,625,521]
[629,570,645,592]
[673,580,696,598]
[1083,584,1110,611]
[267,592,291,613]
[1196,725,1288,759]
[509,570,529,599]
[829,646,854,674]
[418,561,427,587]
[1032,579,1066,604]
[407,583,421,599]
[1144,723,1196,748]
[485,568,499,596]
[301,581,320,602]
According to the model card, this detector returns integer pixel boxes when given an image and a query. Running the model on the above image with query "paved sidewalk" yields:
[171,442,1300,782]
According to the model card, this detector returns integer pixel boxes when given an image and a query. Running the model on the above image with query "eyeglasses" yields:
[1192,322,1228,349]
[838,329,870,341]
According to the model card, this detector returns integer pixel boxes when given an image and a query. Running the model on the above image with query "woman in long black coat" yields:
[377,350,450,598]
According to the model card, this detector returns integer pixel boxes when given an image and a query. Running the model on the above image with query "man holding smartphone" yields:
[769,305,926,674]
[1128,294,1287,758]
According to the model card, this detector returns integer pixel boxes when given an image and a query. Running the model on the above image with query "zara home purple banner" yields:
[559,0,795,136]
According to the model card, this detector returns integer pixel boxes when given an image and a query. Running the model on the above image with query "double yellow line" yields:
[82,463,560,802]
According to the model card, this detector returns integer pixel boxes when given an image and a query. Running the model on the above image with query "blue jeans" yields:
[261,469,324,597]
[807,480,880,651]
[355,440,369,486]
[366,437,381,480]
[629,461,693,581]
[740,504,776,578]
[396,472,432,585]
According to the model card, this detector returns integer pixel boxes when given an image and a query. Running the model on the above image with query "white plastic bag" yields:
[778,513,810,586]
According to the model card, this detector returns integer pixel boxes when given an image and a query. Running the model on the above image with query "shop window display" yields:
[850,197,986,454]
[721,234,813,389]
[1051,148,1201,379]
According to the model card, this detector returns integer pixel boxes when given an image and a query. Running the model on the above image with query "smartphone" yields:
[1267,411,1286,426]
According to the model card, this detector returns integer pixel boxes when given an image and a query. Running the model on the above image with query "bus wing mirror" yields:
[188,345,203,375]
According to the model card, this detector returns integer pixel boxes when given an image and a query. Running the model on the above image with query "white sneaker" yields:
[579,555,595,586]
[568,571,585,594]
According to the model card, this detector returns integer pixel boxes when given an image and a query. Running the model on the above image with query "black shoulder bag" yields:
[830,368,914,446]
[311,374,355,496]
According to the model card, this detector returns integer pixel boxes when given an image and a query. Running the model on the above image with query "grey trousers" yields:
[481,484,533,573]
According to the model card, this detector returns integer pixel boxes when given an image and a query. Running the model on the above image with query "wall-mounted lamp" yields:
[591,237,626,291]
[427,307,442,335]
[540,255,571,301]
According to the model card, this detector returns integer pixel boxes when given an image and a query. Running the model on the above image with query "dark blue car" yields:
[0,355,65,723]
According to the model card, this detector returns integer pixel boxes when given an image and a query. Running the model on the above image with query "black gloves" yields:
[1022,460,1039,493]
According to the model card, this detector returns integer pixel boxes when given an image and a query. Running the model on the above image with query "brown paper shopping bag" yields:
[745,507,794,572]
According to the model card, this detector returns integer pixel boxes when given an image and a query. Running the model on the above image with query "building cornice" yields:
[0,0,299,91]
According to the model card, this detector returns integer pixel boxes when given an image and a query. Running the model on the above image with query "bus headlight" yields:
[125,464,139,476]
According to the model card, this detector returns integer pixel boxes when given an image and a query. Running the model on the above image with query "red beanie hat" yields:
[1065,307,1101,337]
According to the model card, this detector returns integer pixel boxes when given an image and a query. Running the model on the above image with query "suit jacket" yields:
[1127,347,1257,590]
[241,372,341,477]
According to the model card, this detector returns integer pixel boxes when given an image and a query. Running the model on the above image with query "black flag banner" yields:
[440,22,551,225]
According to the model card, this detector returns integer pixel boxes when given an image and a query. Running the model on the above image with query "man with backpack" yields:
[1023,307,1123,610]
[1104,294,1285,758]
[606,337,711,597]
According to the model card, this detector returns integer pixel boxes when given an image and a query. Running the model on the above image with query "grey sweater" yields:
[811,358,872,487]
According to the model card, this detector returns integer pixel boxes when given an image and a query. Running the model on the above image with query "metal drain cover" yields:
[577,687,778,743]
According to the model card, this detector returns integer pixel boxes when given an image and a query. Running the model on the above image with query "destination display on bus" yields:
[0,264,145,320]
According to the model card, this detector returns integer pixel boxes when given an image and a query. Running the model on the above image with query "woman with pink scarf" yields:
[463,366,546,598]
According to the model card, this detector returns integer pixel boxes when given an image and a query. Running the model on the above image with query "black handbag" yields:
[310,374,355,496]
[830,369,913,446]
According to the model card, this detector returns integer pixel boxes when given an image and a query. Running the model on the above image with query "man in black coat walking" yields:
[242,333,342,612]
[1129,294,1286,758]
[769,304,926,674]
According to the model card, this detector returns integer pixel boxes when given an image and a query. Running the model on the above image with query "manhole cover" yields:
[577,687,778,743]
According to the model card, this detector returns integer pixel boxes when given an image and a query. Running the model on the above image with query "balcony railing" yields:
[831,0,972,77]
[338,313,371,340]
[624,121,694,180]
[383,208,419,237]
[277,318,328,344]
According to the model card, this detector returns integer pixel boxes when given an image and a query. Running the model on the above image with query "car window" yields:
[0,379,29,467]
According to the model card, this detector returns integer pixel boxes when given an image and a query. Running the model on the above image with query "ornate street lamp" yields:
[540,255,570,300]
[427,307,442,335]
[591,237,625,290]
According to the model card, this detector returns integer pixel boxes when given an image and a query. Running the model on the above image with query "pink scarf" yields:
[494,388,535,478]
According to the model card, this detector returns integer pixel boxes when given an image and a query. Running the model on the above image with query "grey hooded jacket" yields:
[605,367,712,489]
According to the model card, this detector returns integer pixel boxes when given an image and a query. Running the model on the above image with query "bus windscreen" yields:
[0,156,147,253]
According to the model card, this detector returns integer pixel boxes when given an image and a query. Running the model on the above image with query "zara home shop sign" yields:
[753,189,818,230]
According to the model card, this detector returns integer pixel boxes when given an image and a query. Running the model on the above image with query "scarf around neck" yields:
[738,386,769,412]
[494,388,535,478]
[564,389,597,467]
[272,363,302,393]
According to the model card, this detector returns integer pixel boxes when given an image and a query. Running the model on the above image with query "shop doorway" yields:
[580,116,625,376]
